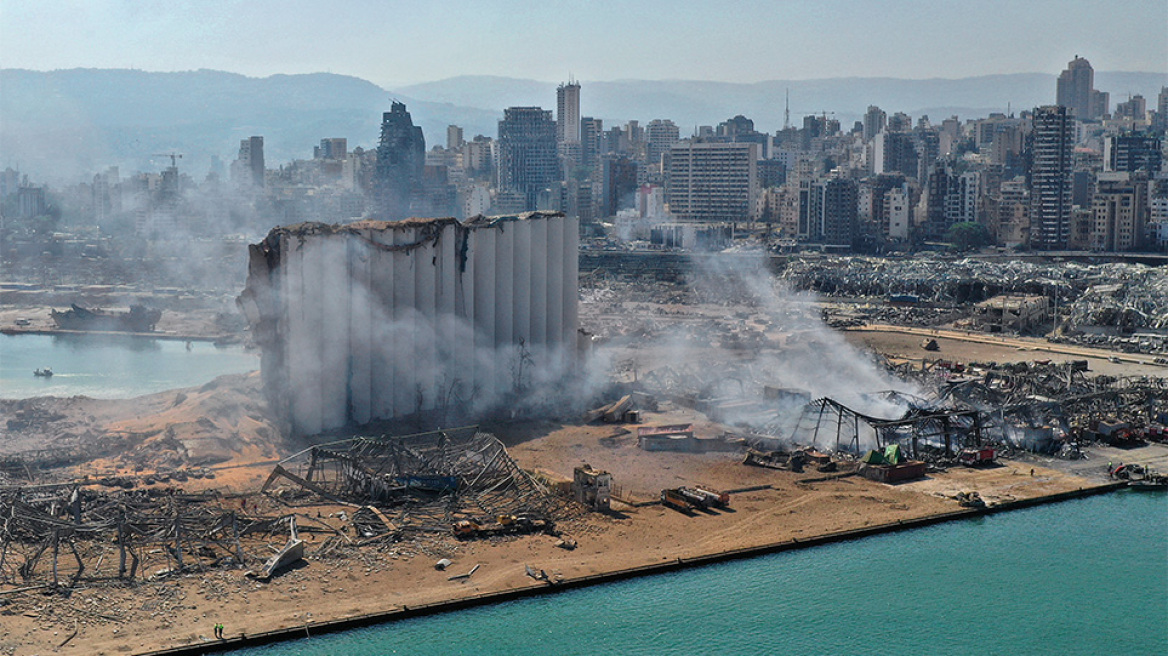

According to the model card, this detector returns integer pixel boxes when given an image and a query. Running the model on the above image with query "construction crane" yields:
[153,152,183,168]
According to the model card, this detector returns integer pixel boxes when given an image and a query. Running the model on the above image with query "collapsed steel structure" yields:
[790,396,983,458]
[0,485,301,588]
[786,364,1168,459]
[260,426,558,532]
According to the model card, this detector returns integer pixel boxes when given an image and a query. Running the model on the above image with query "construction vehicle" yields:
[452,519,482,538]
[452,514,554,539]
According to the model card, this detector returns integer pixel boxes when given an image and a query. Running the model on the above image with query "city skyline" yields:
[1,0,1165,87]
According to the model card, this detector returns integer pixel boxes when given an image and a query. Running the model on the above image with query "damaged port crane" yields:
[237,212,579,436]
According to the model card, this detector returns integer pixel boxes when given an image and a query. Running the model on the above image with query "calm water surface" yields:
[0,333,258,399]
[231,492,1167,656]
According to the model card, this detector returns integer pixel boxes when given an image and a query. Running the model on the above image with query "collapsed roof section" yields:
[260,426,559,531]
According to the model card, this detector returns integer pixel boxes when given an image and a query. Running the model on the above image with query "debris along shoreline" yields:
[136,481,1125,656]
[0,326,230,342]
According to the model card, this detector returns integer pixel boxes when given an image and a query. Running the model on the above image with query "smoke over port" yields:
[238,212,582,436]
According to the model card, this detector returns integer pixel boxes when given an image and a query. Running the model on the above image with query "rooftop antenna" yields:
[784,88,791,130]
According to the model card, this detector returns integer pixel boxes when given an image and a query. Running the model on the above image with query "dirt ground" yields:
[0,301,1161,656]
[0,436,1093,656]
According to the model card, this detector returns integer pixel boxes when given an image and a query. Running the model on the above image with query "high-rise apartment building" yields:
[1091,172,1149,252]
[314,138,347,160]
[556,80,581,145]
[864,174,907,239]
[373,102,426,220]
[1104,133,1163,173]
[580,117,604,173]
[808,177,858,247]
[1056,56,1109,120]
[447,125,465,150]
[872,131,918,178]
[645,119,680,168]
[498,107,559,210]
[663,141,759,223]
[1113,95,1147,122]
[1029,106,1074,249]
[1154,87,1168,132]
[923,163,979,239]
[234,136,265,188]
[556,80,581,170]
[863,106,887,142]
[601,156,639,218]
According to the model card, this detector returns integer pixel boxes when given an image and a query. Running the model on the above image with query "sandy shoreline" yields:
[2,303,1165,656]
[0,440,1115,656]
[137,480,1127,656]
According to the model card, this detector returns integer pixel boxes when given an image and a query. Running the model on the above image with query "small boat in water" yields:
[33,367,53,378]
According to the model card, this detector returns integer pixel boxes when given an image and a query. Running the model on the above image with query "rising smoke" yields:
[609,252,921,449]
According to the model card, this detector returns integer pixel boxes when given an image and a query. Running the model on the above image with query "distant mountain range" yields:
[2,68,1164,183]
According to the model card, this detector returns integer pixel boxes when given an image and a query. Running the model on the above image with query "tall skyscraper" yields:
[1056,56,1109,119]
[556,80,581,145]
[863,106,887,142]
[580,117,604,173]
[498,107,558,210]
[1029,106,1074,249]
[373,101,426,220]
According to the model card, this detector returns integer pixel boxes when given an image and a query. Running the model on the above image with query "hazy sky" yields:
[2,0,1165,87]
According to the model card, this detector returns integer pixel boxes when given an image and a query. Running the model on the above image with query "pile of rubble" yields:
[260,426,561,534]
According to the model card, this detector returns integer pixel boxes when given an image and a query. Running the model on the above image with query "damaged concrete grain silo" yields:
[238,211,579,435]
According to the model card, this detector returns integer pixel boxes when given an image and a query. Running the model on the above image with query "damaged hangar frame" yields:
[238,212,579,436]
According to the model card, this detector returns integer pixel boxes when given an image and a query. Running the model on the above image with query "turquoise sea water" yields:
[231,492,1167,656]
[0,333,258,399]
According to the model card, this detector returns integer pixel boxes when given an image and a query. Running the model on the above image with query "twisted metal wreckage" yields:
[0,486,298,589]
[639,360,1168,461]
[0,427,557,589]
[260,426,558,532]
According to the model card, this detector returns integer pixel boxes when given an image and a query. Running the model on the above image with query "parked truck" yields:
[692,486,730,508]
[660,488,695,512]
[958,447,996,467]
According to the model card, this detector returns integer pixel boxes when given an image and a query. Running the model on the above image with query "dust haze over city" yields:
[1,1,1167,654]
